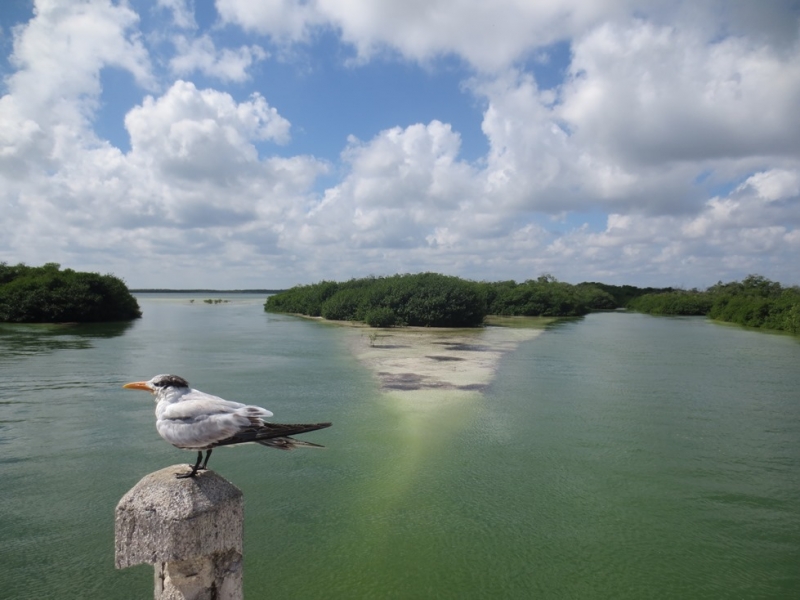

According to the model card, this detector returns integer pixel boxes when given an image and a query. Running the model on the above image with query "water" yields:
[1,298,798,599]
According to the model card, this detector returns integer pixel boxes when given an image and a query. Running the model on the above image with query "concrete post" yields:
[115,465,244,600]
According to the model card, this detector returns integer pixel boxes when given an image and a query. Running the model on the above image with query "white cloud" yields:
[555,169,800,284]
[6,0,152,114]
[739,169,800,203]
[170,34,267,82]
[158,0,198,30]
[215,0,800,72]
[559,20,800,167]
[300,121,475,251]
[468,68,703,216]
[215,0,322,42]
[455,15,800,221]
[216,0,638,70]
[0,0,153,178]
[315,0,633,70]
[1,0,799,288]
[115,83,322,233]
[125,80,291,181]
[0,0,325,286]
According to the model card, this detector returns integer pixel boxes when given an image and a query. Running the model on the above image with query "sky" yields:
[1,0,799,290]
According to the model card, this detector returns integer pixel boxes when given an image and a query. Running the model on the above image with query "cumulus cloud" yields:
[459,14,800,220]
[1,0,799,288]
[300,121,475,250]
[0,2,326,286]
[559,20,800,166]
[215,0,323,42]
[125,80,290,181]
[216,0,800,72]
[216,0,640,70]
[7,0,154,103]
[113,83,322,232]
[170,34,267,82]
[466,69,699,216]
[0,0,152,175]
[538,166,800,285]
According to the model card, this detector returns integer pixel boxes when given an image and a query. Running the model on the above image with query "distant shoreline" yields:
[131,289,285,294]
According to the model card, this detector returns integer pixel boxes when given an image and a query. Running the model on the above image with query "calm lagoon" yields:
[1,295,799,598]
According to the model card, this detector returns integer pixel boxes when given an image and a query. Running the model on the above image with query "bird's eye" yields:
[152,375,189,389]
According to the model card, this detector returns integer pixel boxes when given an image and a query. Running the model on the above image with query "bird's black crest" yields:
[152,374,190,389]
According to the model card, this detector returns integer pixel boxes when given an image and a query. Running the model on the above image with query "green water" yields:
[1,297,799,599]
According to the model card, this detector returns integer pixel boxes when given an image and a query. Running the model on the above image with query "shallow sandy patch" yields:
[344,323,545,397]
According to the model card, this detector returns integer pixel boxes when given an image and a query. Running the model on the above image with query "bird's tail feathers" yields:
[266,421,332,437]
[213,421,331,449]
[257,437,326,451]
[253,421,331,450]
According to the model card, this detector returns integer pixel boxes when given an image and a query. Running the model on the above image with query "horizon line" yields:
[131,288,286,293]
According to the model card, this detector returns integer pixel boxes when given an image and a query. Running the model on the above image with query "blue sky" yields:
[1,0,799,289]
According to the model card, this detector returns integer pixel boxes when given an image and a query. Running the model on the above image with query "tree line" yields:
[627,275,800,334]
[0,262,142,323]
[6,262,795,335]
[264,273,672,328]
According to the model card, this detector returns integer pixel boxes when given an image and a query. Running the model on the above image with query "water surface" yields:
[1,298,798,598]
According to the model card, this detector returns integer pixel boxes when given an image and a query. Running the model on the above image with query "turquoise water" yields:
[1,297,798,598]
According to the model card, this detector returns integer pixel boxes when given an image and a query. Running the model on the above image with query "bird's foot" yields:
[174,465,209,479]
[175,466,201,478]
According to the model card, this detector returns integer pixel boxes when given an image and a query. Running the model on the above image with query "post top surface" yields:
[116,465,242,518]
[115,465,244,568]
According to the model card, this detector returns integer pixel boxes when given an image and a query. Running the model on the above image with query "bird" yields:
[123,374,332,478]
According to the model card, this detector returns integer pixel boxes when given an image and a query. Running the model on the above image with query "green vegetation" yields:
[265,273,618,327]
[132,288,284,293]
[577,281,674,307]
[626,291,714,316]
[267,272,799,334]
[266,273,486,327]
[476,275,616,317]
[628,275,800,334]
[0,262,141,323]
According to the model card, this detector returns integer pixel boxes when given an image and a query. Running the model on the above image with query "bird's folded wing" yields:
[161,398,239,421]
[157,409,251,447]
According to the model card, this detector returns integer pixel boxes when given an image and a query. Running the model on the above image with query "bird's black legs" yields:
[175,449,213,478]
[176,451,204,479]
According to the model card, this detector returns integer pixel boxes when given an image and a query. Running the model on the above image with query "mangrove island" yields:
[0,262,142,323]
[265,272,800,335]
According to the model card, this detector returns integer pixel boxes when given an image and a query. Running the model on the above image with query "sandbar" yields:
[342,317,551,400]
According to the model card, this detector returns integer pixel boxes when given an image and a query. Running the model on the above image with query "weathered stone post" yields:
[115,465,244,600]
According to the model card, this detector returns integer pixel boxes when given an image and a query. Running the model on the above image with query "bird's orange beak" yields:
[123,381,153,392]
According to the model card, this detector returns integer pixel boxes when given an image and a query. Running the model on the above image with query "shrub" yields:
[364,307,397,328]
[266,273,600,326]
[629,275,800,335]
[321,288,366,321]
[485,277,593,317]
[0,262,141,323]
[628,291,713,315]
[267,273,487,327]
